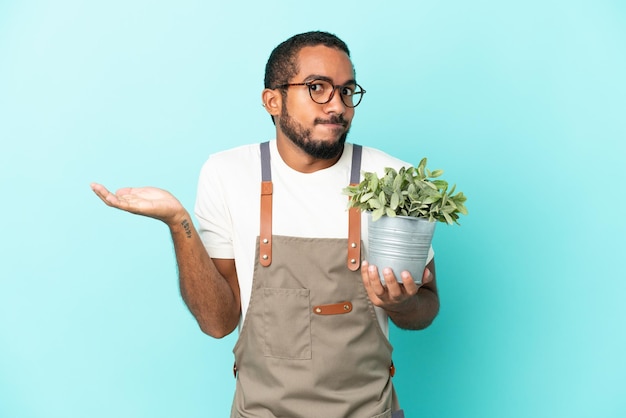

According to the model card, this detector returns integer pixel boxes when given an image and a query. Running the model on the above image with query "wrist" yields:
[167,209,192,230]
[385,294,419,316]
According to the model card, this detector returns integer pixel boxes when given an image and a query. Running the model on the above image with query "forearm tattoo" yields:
[181,219,192,239]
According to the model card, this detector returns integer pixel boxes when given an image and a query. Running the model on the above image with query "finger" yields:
[400,271,419,295]
[360,261,377,300]
[360,260,373,290]
[91,183,133,210]
[384,269,403,298]
[90,183,118,207]
[362,261,386,298]
[421,268,433,285]
[90,182,109,197]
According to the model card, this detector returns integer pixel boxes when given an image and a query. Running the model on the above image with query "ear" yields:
[262,88,282,118]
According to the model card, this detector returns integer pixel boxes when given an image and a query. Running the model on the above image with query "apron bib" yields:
[230,143,402,418]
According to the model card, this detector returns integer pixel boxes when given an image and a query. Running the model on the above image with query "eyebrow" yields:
[303,74,357,86]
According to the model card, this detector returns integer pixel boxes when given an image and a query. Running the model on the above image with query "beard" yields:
[278,104,349,160]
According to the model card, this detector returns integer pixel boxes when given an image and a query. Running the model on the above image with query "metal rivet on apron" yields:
[350,258,357,264]
[343,304,350,311]
[315,307,322,313]
[351,242,357,248]
[263,238,269,244]
[262,254,268,260]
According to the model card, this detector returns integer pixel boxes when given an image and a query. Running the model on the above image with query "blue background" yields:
[1,1,625,417]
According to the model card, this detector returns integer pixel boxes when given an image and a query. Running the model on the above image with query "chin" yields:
[303,135,348,160]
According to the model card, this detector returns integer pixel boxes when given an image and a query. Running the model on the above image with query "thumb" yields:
[422,268,433,284]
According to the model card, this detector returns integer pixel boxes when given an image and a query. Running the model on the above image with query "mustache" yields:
[314,116,348,126]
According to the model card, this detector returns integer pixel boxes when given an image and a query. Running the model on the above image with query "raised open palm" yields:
[91,183,185,225]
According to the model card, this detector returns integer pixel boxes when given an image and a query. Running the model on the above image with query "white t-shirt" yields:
[194,140,434,337]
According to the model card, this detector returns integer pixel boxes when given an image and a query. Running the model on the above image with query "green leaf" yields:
[432,180,448,190]
[359,192,375,203]
[457,202,468,215]
[368,198,382,209]
[417,159,426,177]
[372,207,385,221]
[378,191,387,206]
[392,173,403,190]
[390,192,400,210]
[370,175,379,192]
[385,207,397,217]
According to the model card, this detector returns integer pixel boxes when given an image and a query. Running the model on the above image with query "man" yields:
[92,31,438,418]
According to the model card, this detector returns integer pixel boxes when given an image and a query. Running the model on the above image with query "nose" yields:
[323,87,347,114]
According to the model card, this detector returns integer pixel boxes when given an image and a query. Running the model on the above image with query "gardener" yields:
[92,31,439,418]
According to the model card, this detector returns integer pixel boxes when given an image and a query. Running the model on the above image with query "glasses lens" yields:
[308,80,333,104]
[345,85,364,108]
[307,80,365,108]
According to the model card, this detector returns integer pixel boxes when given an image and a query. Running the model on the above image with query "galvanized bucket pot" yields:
[367,214,436,284]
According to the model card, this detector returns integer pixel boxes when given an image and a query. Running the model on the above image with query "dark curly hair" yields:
[264,31,351,89]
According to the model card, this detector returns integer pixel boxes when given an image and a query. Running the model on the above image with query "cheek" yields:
[284,96,314,118]
[294,108,319,126]
[345,108,355,123]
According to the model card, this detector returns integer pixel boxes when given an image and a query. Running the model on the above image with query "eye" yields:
[308,82,327,93]
[341,86,355,97]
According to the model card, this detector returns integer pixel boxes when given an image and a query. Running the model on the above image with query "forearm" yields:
[169,212,240,338]
[387,287,439,330]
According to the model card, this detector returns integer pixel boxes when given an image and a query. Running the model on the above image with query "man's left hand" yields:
[360,260,433,313]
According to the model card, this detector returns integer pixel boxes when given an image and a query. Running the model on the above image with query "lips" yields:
[315,117,347,128]
[317,123,347,135]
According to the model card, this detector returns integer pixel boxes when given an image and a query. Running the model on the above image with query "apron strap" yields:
[258,142,363,270]
[347,144,362,271]
[350,144,363,184]
[259,141,273,266]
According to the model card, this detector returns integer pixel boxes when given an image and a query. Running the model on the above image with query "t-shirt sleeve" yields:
[194,156,235,259]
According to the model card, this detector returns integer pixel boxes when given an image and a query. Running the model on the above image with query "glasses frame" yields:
[274,79,366,108]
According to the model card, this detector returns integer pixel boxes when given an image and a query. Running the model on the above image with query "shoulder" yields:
[204,143,262,168]
[357,144,411,173]
[198,142,264,179]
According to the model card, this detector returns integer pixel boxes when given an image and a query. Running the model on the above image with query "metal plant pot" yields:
[367,213,436,284]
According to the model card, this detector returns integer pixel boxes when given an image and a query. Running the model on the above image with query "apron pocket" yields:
[263,287,312,359]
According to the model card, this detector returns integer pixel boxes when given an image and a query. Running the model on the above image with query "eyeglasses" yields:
[274,79,366,108]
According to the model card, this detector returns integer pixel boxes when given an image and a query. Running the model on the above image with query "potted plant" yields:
[343,157,467,284]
